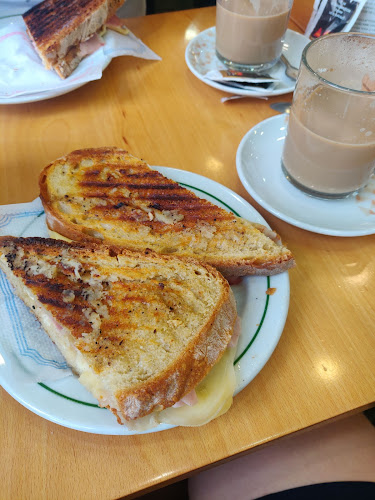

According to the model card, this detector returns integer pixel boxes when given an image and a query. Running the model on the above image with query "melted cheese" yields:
[125,347,236,431]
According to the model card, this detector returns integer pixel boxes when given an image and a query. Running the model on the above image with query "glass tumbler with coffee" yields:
[215,0,294,73]
[282,32,375,199]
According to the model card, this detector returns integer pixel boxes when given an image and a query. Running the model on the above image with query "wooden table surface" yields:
[1,3,375,499]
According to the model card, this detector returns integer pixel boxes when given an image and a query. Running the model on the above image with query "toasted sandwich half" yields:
[0,236,237,428]
[39,147,295,277]
[22,0,125,79]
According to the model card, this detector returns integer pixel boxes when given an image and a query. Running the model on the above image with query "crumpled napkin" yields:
[0,15,161,99]
[0,198,72,382]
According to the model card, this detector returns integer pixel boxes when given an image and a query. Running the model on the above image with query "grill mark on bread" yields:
[76,193,228,222]
[38,294,70,309]
[139,193,197,200]
[63,314,89,328]
[84,169,101,177]
[79,182,182,191]
[121,173,161,180]
[24,0,104,44]
[89,205,228,226]
[125,183,180,191]
[24,278,71,294]
[80,181,125,188]
[113,202,127,209]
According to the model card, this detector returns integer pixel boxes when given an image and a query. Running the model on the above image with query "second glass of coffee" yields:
[215,0,293,72]
[282,32,375,199]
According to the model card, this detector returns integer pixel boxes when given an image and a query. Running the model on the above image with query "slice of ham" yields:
[105,15,129,35]
[227,276,243,286]
[106,15,124,27]
[52,317,64,331]
[173,389,198,408]
[78,34,105,58]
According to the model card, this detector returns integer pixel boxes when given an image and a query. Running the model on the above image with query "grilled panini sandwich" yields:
[0,236,237,428]
[23,0,125,79]
[40,148,295,277]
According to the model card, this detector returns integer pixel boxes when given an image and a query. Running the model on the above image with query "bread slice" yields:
[0,236,236,425]
[39,147,295,277]
[23,0,125,78]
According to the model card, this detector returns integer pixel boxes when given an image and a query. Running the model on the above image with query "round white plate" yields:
[0,15,111,105]
[236,114,375,236]
[185,27,310,97]
[0,167,290,434]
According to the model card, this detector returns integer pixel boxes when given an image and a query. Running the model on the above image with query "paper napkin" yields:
[0,198,72,382]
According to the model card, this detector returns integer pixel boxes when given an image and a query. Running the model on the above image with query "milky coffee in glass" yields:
[216,0,293,72]
[282,33,375,198]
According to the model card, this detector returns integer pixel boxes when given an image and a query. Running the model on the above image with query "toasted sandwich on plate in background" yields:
[22,0,126,79]
[0,236,238,429]
[39,148,295,277]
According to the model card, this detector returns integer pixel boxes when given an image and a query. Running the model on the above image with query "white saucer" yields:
[236,114,375,236]
[185,28,310,97]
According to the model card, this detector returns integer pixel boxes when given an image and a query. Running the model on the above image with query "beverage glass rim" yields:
[301,32,375,96]
[216,0,294,14]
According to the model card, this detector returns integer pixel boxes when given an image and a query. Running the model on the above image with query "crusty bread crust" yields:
[0,236,236,422]
[39,148,295,277]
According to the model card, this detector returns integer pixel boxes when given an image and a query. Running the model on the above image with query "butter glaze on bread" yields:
[39,147,295,277]
[0,236,236,423]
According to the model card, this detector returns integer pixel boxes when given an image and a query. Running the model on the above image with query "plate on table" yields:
[236,114,375,236]
[0,15,111,105]
[0,167,290,434]
[185,27,310,97]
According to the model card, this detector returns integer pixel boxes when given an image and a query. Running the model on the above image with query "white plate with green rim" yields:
[0,167,290,434]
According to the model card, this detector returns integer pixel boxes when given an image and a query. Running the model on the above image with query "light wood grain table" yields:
[1,4,375,500]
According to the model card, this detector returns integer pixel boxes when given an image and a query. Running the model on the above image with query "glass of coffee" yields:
[215,0,293,72]
[282,32,375,199]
